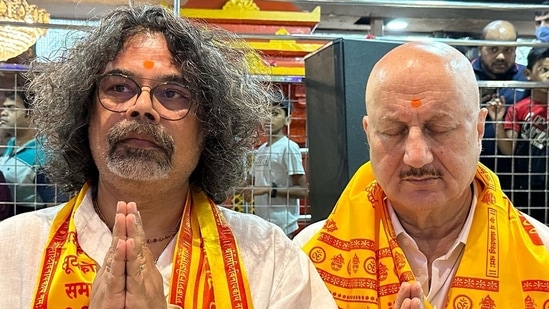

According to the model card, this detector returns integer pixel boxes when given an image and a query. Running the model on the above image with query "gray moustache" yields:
[107,122,175,156]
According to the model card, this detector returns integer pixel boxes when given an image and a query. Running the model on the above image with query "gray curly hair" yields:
[28,4,272,203]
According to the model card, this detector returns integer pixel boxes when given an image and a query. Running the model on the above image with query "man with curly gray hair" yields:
[0,4,336,309]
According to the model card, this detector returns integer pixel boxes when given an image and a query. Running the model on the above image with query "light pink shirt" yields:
[0,189,337,309]
[294,183,549,309]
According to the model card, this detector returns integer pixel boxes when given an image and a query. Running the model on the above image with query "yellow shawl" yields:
[302,162,549,308]
[32,183,254,308]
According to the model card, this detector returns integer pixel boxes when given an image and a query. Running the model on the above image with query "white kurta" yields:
[0,189,337,308]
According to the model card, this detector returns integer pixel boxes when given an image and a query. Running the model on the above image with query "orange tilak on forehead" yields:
[143,60,155,69]
[410,98,422,108]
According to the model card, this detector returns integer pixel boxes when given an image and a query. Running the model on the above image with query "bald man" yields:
[471,20,529,196]
[294,41,549,309]
[475,20,524,80]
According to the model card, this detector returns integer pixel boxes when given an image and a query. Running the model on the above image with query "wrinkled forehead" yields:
[366,47,478,113]
[369,80,462,110]
[370,55,472,94]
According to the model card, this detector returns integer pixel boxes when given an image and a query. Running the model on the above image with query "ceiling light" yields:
[385,19,408,31]
[0,0,50,61]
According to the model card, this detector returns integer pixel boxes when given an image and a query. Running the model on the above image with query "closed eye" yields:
[378,125,408,136]
[426,125,454,134]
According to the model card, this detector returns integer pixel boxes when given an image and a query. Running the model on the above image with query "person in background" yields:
[472,20,529,197]
[0,48,34,219]
[515,1,549,67]
[0,4,336,309]
[0,90,56,214]
[294,41,549,309]
[534,1,549,43]
[242,92,307,237]
[488,46,549,223]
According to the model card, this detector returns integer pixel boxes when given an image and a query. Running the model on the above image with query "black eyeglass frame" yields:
[95,73,194,121]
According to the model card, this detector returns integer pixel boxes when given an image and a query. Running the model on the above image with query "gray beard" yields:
[105,120,175,180]
[106,145,172,181]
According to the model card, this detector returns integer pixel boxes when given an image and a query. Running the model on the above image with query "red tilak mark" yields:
[143,60,154,69]
[410,98,422,108]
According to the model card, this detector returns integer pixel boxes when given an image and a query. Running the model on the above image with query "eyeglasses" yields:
[96,73,193,121]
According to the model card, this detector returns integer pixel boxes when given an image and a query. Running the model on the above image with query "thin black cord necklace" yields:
[92,197,180,244]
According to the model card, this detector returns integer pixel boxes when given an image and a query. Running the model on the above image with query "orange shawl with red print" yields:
[31,183,254,308]
[303,162,549,308]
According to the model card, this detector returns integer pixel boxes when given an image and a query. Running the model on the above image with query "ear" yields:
[362,115,369,141]
[524,69,532,80]
[477,108,488,147]
[285,115,291,126]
